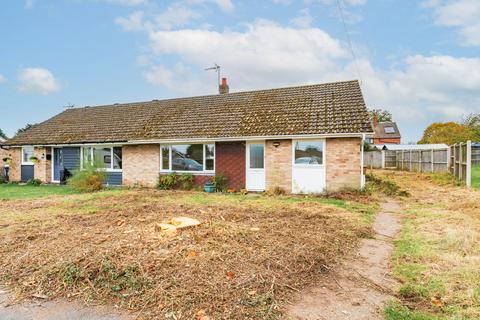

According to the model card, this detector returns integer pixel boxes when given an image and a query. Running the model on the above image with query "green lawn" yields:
[471,165,480,190]
[0,183,80,200]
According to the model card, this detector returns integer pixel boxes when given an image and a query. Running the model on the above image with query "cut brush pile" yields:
[0,190,373,319]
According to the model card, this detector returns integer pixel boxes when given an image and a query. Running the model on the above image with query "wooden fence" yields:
[449,141,480,187]
[364,148,449,173]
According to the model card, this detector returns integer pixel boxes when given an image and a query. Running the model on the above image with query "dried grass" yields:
[375,170,480,318]
[0,190,370,319]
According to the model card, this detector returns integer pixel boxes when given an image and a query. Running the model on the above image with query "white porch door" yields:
[246,142,266,191]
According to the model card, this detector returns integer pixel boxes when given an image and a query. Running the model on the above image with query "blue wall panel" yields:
[106,172,122,186]
[21,165,34,182]
[62,147,81,171]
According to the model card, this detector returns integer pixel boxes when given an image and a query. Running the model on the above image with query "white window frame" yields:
[160,143,215,174]
[80,145,123,172]
[21,146,35,165]
[292,139,326,168]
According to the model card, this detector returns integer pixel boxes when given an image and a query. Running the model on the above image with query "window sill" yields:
[160,171,215,176]
[21,162,35,166]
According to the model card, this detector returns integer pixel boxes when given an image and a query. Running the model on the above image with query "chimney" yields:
[219,77,229,94]
[373,112,377,128]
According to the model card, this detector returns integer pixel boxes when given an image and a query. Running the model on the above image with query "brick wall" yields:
[265,139,292,193]
[326,137,361,190]
[1,148,21,182]
[34,147,52,183]
[215,141,245,190]
[374,138,401,144]
[123,144,160,187]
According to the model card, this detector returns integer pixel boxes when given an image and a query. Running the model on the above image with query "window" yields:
[161,144,215,172]
[205,144,215,171]
[294,140,323,165]
[82,146,122,171]
[22,146,34,164]
[113,147,122,169]
[384,126,395,134]
[249,144,264,169]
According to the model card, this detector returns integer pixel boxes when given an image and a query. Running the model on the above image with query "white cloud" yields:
[0,74,6,84]
[147,20,347,90]
[115,11,147,31]
[290,9,314,28]
[187,0,234,12]
[154,4,200,30]
[121,14,479,141]
[116,4,201,32]
[24,0,34,9]
[103,0,147,5]
[18,68,60,95]
[426,0,480,46]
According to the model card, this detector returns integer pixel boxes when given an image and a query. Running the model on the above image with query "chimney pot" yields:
[219,77,229,94]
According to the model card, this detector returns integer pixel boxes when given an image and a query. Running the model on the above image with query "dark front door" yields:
[53,148,63,182]
[21,165,34,182]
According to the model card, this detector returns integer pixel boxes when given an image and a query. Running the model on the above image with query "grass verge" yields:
[0,183,80,200]
[379,170,480,320]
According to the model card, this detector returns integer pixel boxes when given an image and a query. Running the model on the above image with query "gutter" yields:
[126,132,373,145]
[3,132,375,147]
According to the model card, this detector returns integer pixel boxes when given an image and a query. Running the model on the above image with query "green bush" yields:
[26,178,42,186]
[67,161,106,192]
[178,173,194,190]
[0,175,6,184]
[212,173,229,192]
[157,173,177,190]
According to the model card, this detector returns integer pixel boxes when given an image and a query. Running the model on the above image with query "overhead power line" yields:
[336,0,363,86]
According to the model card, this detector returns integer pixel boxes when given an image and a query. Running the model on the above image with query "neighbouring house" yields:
[367,115,401,145]
[0,80,373,193]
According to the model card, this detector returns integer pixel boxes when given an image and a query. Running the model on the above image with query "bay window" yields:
[81,146,122,171]
[161,144,215,172]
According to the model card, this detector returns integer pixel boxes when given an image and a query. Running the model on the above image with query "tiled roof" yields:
[373,122,401,139]
[3,80,373,146]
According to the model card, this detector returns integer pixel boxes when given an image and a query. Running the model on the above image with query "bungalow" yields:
[0,80,373,193]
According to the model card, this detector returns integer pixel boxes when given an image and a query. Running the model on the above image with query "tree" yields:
[418,122,480,145]
[369,108,393,123]
[16,123,38,136]
[462,113,480,136]
[0,128,7,140]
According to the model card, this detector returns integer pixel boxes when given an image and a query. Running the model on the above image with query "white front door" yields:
[292,139,326,194]
[246,142,266,191]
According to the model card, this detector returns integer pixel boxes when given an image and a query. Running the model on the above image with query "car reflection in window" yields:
[172,158,203,171]
[295,156,322,165]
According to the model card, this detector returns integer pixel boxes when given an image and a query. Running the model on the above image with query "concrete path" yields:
[0,288,133,320]
[286,199,402,320]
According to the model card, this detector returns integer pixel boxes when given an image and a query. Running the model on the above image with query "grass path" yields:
[375,170,480,320]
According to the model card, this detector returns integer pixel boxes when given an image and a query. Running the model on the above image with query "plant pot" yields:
[204,182,215,193]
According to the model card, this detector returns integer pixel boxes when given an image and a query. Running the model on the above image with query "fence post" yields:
[381,150,385,169]
[431,149,434,173]
[467,140,472,187]
[459,143,463,181]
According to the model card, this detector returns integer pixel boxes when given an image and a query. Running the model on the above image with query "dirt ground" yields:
[0,286,131,320]
[286,199,402,320]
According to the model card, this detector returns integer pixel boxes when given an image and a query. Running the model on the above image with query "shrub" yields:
[178,173,194,190]
[157,173,177,190]
[266,186,286,196]
[67,162,106,192]
[0,175,6,184]
[26,178,42,186]
[212,173,229,192]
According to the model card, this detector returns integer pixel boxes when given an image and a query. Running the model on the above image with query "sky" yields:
[0,0,479,142]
